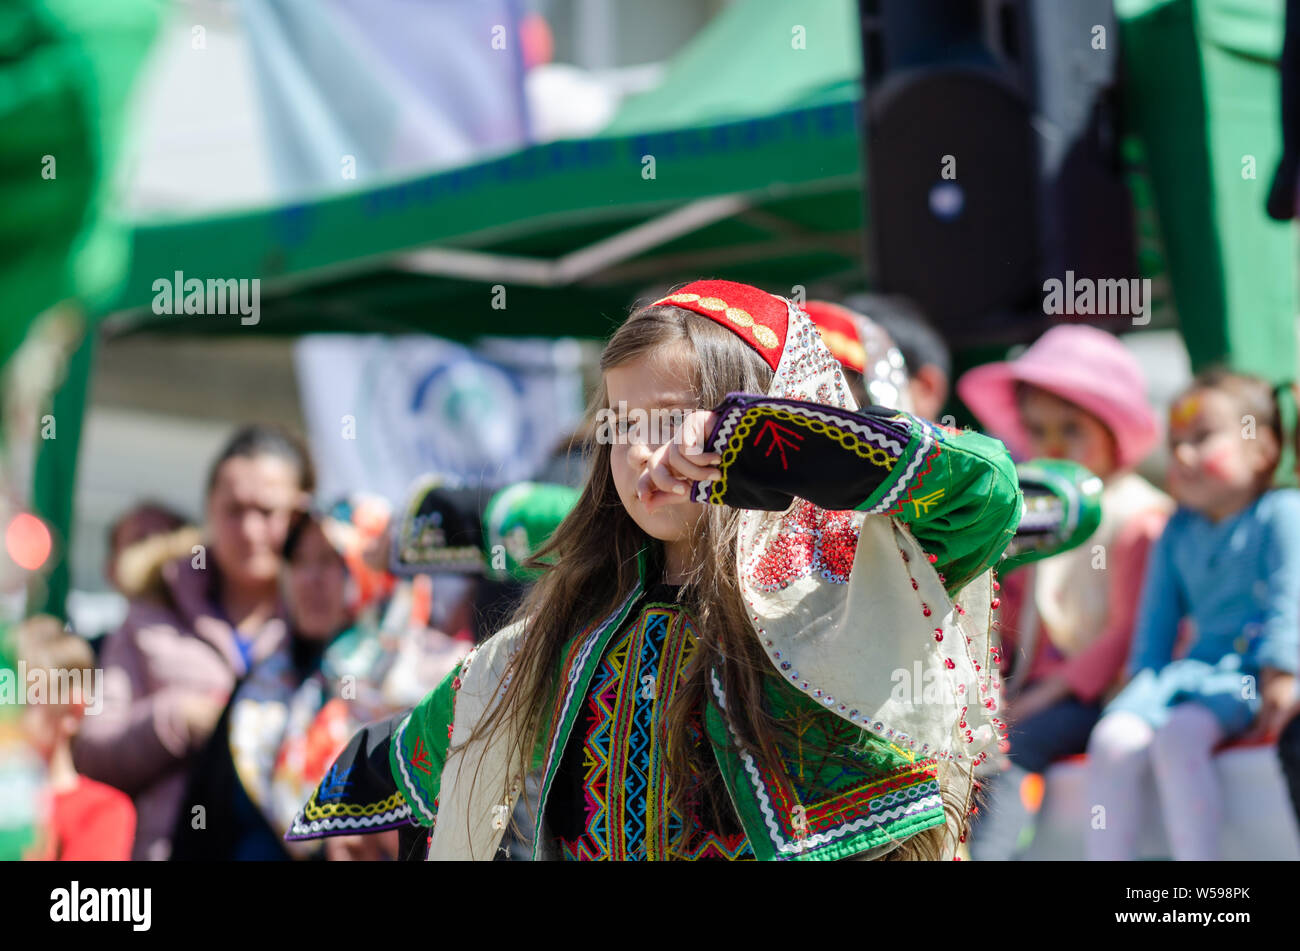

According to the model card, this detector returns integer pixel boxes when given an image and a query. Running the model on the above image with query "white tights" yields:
[1085,705,1224,860]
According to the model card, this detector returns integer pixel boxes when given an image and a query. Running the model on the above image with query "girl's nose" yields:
[627,442,652,467]
[1172,443,1198,468]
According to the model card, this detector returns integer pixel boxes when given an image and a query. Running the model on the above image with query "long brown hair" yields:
[467,301,959,859]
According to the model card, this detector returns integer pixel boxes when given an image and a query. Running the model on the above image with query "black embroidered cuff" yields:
[690,393,916,512]
[285,711,414,841]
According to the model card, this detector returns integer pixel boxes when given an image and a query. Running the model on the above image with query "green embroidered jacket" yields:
[388,399,1023,860]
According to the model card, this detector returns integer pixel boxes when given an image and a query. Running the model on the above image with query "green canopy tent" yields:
[101,0,869,339]
[29,0,1298,618]
[31,0,870,617]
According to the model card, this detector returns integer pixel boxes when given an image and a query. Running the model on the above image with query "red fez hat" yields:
[652,279,790,372]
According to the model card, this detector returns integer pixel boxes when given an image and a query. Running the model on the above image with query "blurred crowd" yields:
[7,291,1300,862]
[8,420,579,860]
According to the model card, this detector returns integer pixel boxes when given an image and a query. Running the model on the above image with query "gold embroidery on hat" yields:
[657,293,779,350]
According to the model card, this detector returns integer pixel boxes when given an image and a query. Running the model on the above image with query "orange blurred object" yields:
[6,513,51,570]
[409,574,433,630]
[1019,772,1046,813]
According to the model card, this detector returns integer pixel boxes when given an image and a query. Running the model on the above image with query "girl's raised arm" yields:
[691,392,1022,595]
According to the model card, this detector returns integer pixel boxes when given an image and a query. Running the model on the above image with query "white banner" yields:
[239,0,531,199]
[294,335,585,504]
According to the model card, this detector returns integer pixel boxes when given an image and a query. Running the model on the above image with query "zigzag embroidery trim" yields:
[870,784,935,810]
[287,804,412,839]
[709,671,804,853]
[752,402,906,455]
[709,406,744,453]
[533,586,643,857]
[547,587,638,758]
[303,789,407,820]
[694,406,746,502]
[697,401,911,504]
[708,671,942,857]
[863,423,935,515]
[393,714,437,824]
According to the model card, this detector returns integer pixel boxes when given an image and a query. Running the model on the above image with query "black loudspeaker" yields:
[859,0,1136,346]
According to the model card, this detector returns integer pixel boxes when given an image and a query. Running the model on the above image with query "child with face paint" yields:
[1086,369,1300,860]
[956,325,1173,860]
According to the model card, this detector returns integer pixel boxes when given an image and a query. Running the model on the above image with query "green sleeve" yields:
[999,458,1104,573]
[859,423,1022,596]
[389,661,464,828]
[693,395,1021,597]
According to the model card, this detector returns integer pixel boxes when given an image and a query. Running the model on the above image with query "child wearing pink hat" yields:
[957,325,1174,860]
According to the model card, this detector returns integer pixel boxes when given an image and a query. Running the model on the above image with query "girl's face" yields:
[286,522,350,641]
[1017,385,1119,478]
[1167,388,1274,515]
[605,345,708,548]
[206,455,303,591]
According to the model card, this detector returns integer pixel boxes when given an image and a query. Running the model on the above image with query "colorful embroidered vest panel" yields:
[390,579,950,860]
[548,597,753,860]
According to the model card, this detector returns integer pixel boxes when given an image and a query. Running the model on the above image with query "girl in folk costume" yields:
[381,279,1024,862]
[956,325,1173,859]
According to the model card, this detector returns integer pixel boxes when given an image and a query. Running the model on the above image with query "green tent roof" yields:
[102,0,871,342]
[33,0,1299,620]
[105,96,868,341]
[605,0,861,134]
[36,1,875,618]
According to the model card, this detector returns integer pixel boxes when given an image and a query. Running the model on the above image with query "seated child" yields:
[1086,370,1300,860]
[957,324,1172,859]
[18,616,135,860]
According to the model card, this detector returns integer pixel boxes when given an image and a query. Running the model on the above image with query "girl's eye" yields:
[624,419,649,443]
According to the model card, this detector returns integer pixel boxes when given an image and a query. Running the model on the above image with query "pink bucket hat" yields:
[956,324,1160,469]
